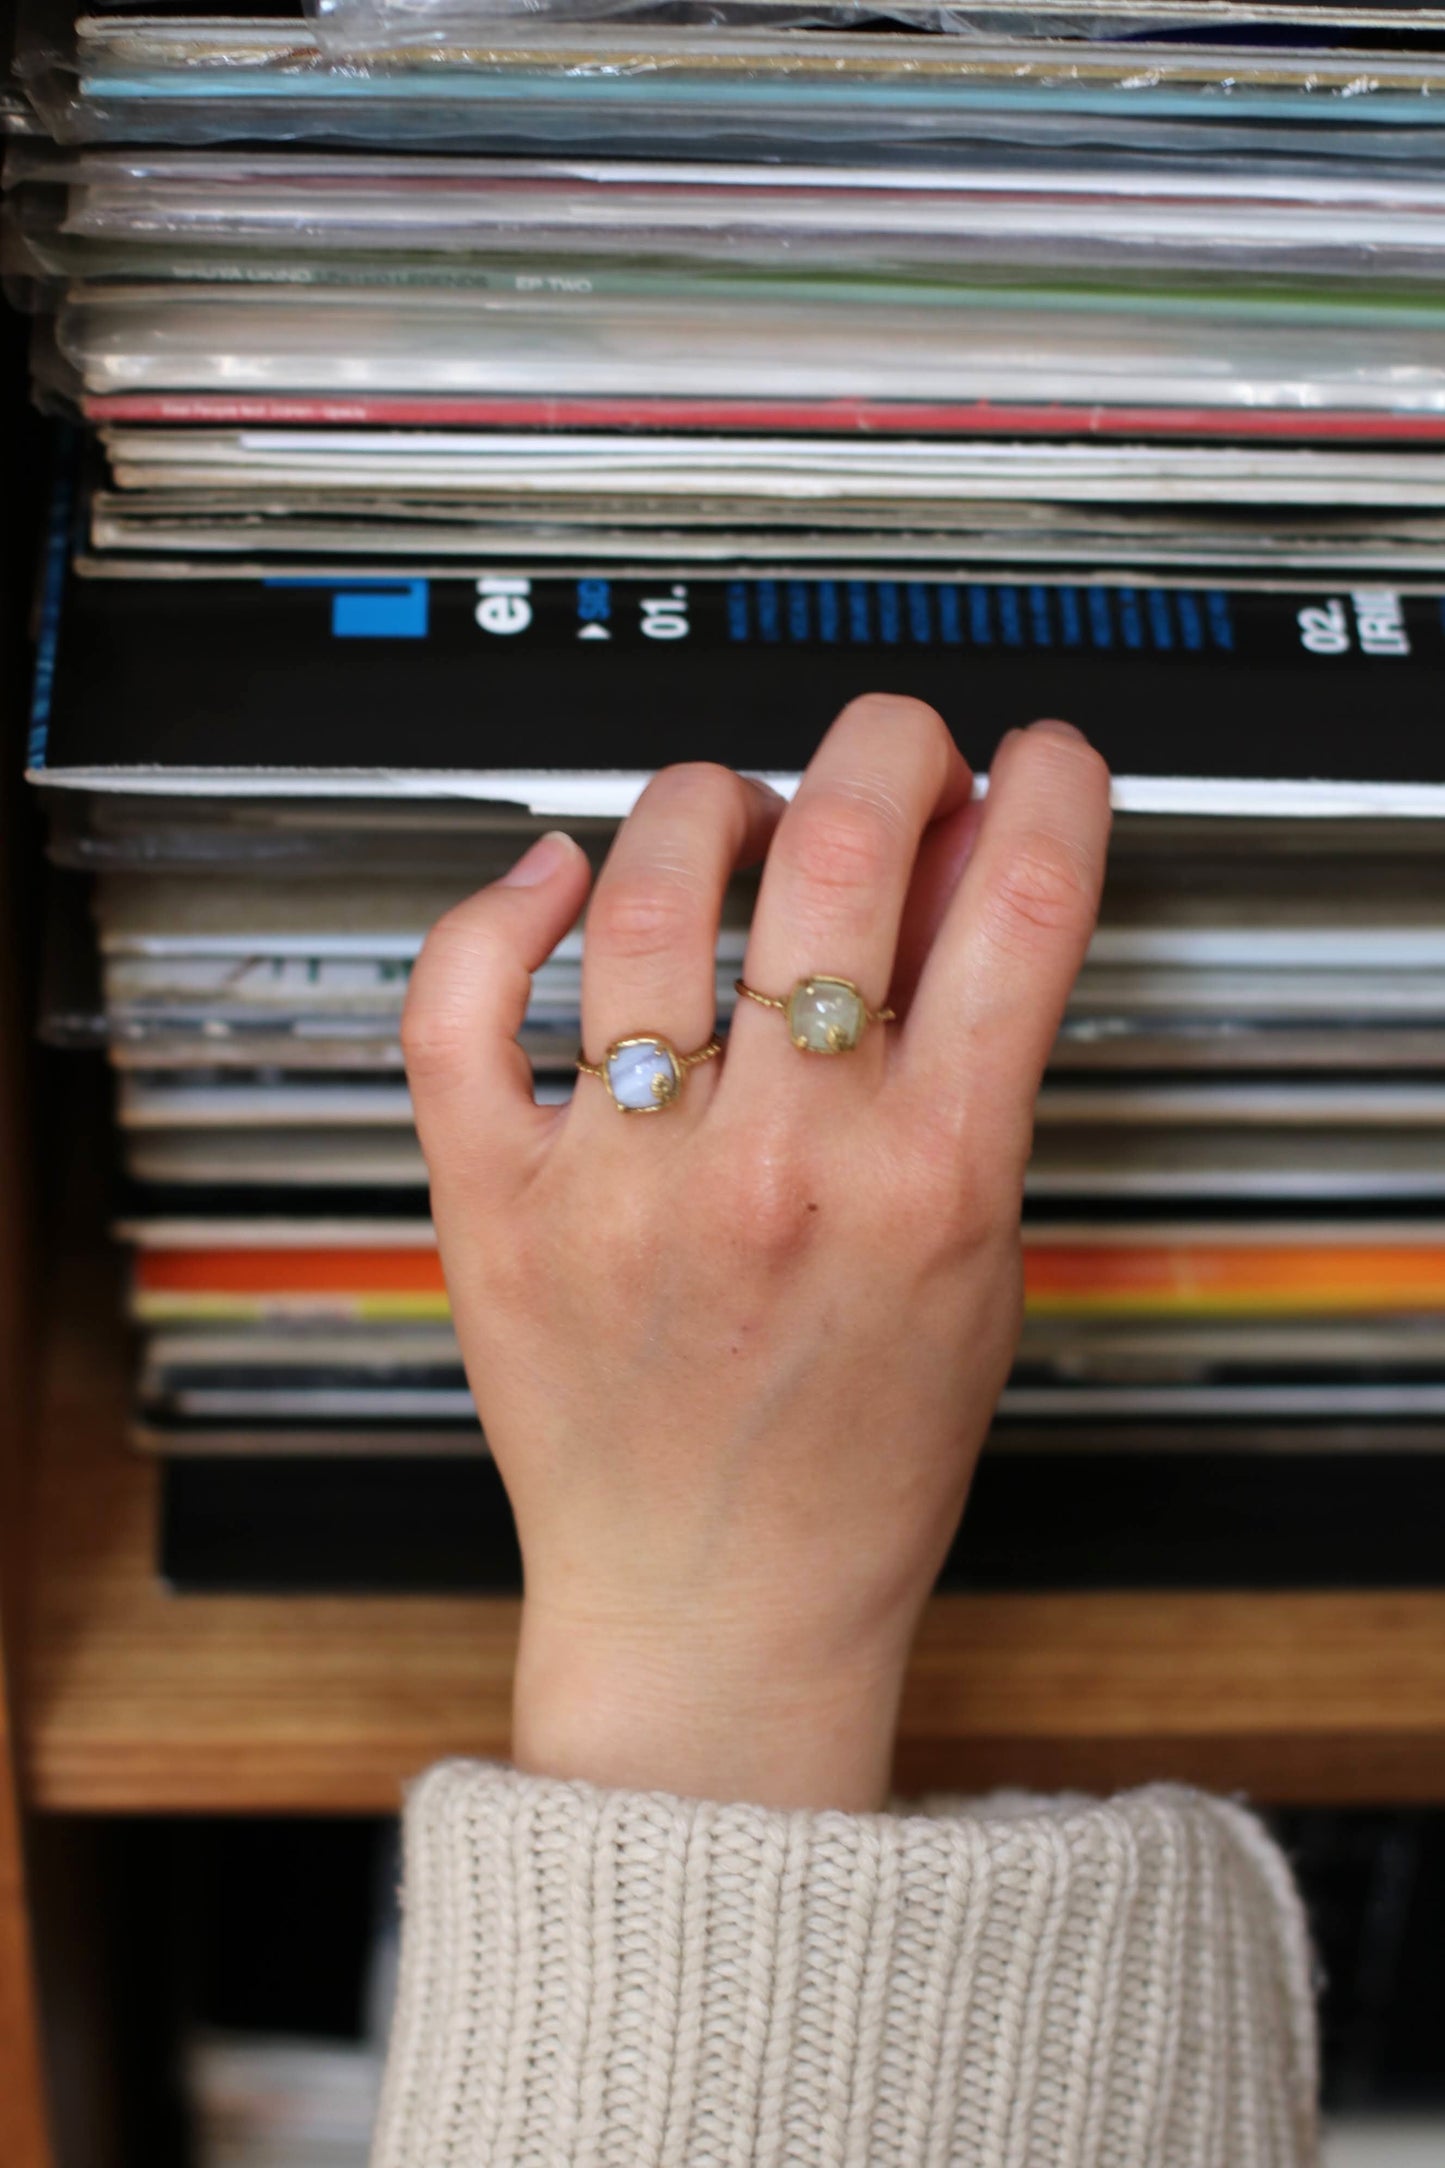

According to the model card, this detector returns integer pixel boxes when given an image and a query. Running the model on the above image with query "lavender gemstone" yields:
[606,1038,681,1110]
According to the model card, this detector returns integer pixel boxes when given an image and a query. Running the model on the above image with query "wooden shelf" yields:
[20,1248,1445,1813]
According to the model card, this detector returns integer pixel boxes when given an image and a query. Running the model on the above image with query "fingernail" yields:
[1028,718,1086,743]
[500,830,576,888]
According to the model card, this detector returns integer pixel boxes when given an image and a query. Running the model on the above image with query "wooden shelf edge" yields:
[19,1241,1445,1815]
[21,1586,1445,1814]
[27,1725,1445,1818]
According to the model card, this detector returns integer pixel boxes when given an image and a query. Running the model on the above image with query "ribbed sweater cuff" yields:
[372,1762,1318,2168]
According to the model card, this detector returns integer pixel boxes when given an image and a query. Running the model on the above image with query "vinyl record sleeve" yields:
[842,1417,1445,1448]
[129,1311,1445,1428]
[29,560,1445,815]
[86,429,1445,502]
[120,1222,1445,1325]
[130,1416,487,1455]
[117,1074,419,1126]
[111,1069,1445,1130]
[63,17,1445,114]
[26,144,1445,287]
[53,281,1445,412]
[152,1450,1445,1592]
[88,861,1445,965]
[118,1119,1445,1202]
[76,522,1445,581]
[99,1020,1445,1075]
[82,391,1445,439]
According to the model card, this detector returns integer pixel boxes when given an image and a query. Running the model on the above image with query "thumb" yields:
[403,830,593,1190]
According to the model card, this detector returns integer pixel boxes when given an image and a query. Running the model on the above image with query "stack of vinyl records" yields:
[10,0,1445,1592]
[186,2035,382,2168]
[179,1823,397,2168]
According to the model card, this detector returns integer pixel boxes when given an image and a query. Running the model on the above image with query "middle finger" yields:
[729,694,971,1076]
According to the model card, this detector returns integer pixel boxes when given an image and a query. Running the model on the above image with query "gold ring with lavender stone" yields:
[733,975,895,1055]
[576,1030,722,1112]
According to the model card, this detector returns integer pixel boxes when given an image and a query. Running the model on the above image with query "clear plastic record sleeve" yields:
[47,281,1445,417]
[20,145,1445,288]
[304,0,1445,51]
[27,6,1445,156]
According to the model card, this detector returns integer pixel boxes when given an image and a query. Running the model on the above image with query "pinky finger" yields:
[903,721,1111,1160]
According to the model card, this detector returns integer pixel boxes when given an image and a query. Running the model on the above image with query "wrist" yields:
[511,1598,910,1811]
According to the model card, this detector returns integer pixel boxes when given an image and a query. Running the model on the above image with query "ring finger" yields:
[729,695,971,1080]
[578,763,783,1116]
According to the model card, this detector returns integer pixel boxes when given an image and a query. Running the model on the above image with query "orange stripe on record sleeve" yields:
[134,1242,1445,1320]
[1023,1243,1445,1316]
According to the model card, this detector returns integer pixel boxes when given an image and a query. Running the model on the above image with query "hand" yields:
[403,699,1110,1811]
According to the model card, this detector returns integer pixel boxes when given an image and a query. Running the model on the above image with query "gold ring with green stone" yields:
[733,975,895,1056]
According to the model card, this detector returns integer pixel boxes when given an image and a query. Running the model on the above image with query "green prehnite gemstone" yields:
[787,978,866,1054]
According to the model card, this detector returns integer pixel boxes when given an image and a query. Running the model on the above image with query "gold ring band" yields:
[734,975,895,1056]
[577,1030,722,1112]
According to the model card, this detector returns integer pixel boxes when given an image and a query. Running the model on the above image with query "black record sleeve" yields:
[31,560,1445,798]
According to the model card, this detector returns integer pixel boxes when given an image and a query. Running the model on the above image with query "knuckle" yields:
[410,900,492,982]
[710,1144,818,1264]
[482,1230,536,1308]
[779,787,897,899]
[988,830,1098,948]
[400,917,487,1083]
[400,996,467,1085]
[961,1158,1025,1246]
[896,1111,1009,1242]
[587,872,697,963]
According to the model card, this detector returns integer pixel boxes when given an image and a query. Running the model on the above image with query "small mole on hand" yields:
[806,1201,820,1213]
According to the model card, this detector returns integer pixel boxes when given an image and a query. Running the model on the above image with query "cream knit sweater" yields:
[372,1763,1318,2167]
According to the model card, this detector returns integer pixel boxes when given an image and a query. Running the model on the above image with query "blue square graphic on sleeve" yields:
[331,581,430,639]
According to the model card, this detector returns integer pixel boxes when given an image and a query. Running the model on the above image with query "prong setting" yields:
[785,976,869,1056]
[604,1034,683,1112]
